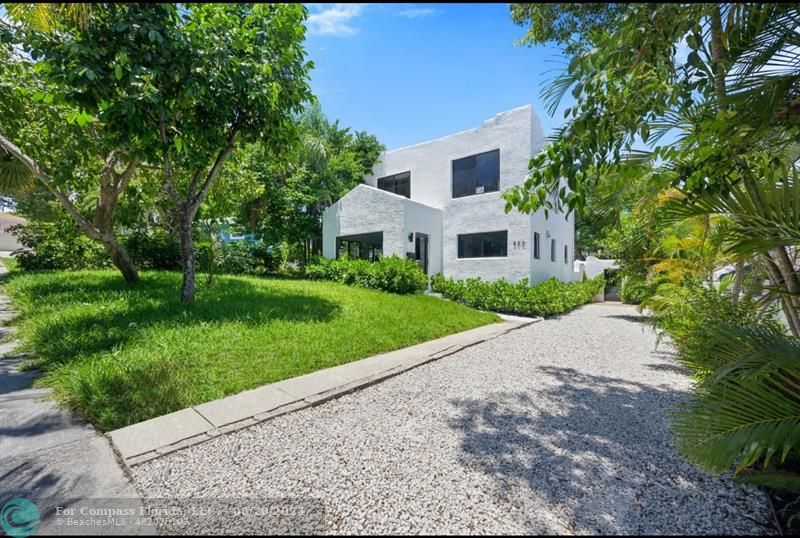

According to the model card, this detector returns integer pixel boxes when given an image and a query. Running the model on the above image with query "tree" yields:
[26,3,313,301]
[245,102,382,265]
[505,3,800,335]
[0,19,142,283]
[506,2,800,494]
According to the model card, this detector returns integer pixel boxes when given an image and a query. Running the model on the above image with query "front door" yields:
[415,233,429,275]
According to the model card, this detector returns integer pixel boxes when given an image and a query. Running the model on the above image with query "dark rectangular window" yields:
[452,149,499,198]
[533,232,540,259]
[457,230,507,258]
[336,232,383,262]
[564,244,569,264]
[377,171,410,198]
[550,238,556,262]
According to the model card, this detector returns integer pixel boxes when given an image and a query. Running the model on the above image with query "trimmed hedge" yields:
[305,255,428,294]
[431,274,604,317]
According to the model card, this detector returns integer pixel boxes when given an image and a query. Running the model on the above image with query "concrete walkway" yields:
[0,266,150,536]
[110,314,536,466]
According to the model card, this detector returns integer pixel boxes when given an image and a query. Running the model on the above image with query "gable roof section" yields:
[327,184,439,214]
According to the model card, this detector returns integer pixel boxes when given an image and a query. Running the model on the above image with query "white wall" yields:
[403,201,443,275]
[327,105,576,284]
[530,207,577,284]
[322,185,406,259]
[322,185,443,275]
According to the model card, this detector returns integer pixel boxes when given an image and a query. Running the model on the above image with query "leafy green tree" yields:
[507,2,800,497]
[20,3,313,301]
[245,102,382,265]
[0,19,143,282]
[505,3,800,335]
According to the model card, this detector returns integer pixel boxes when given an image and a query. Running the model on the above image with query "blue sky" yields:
[305,3,573,150]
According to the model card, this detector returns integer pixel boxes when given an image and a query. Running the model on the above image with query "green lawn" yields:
[3,270,498,431]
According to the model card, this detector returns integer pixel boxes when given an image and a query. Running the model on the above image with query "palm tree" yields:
[3,3,93,32]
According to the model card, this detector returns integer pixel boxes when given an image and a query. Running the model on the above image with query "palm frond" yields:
[659,169,800,256]
[673,322,800,474]
[0,153,33,192]
[3,3,93,32]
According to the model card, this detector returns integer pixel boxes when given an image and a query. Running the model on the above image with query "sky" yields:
[304,3,573,150]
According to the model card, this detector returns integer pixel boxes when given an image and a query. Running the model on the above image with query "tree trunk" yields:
[103,238,140,284]
[730,259,744,304]
[0,134,140,284]
[178,213,196,303]
[761,252,800,337]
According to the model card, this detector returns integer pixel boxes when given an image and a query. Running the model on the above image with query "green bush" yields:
[123,229,181,270]
[650,282,784,380]
[305,255,427,294]
[619,274,652,304]
[430,274,604,317]
[250,243,282,273]
[12,220,111,271]
[216,241,262,275]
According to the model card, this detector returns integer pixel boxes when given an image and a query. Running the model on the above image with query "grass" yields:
[1,257,18,272]
[3,270,499,431]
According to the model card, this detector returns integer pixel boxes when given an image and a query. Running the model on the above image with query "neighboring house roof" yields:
[0,214,26,232]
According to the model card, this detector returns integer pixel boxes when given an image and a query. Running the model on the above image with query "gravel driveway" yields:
[132,304,775,535]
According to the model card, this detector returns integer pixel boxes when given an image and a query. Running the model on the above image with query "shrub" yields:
[652,282,800,493]
[123,229,181,270]
[619,274,652,304]
[305,255,427,294]
[12,220,111,271]
[216,241,262,275]
[250,243,282,273]
[649,281,784,380]
[367,255,429,294]
[430,274,604,317]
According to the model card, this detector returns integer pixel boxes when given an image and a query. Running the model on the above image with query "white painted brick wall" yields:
[323,105,575,284]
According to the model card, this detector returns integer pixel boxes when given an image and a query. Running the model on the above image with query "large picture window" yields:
[377,171,411,198]
[457,230,507,258]
[336,232,383,262]
[452,149,499,198]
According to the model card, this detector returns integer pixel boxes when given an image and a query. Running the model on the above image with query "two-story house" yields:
[321,105,576,283]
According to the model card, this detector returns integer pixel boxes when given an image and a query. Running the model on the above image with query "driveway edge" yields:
[111,315,540,467]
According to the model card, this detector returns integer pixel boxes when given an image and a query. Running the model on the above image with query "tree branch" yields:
[115,157,141,194]
[0,132,109,242]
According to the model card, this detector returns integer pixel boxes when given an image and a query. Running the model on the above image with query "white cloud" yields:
[306,4,366,37]
[396,6,440,19]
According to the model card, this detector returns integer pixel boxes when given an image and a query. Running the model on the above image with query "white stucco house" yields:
[322,105,576,283]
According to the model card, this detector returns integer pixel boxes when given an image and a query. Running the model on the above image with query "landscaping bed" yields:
[3,270,498,431]
[431,274,604,317]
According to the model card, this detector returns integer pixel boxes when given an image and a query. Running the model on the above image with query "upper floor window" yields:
[457,230,507,258]
[452,149,499,198]
[533,232,540,259]
[550,238,556,262]
[564,244,569,264]
[377,171,411,198]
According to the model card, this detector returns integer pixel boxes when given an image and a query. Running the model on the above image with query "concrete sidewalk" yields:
[0,265,150,535]
[110,314,538,466]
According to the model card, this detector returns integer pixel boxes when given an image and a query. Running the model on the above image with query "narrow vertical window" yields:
[564,244,568,264]
[550,238,556,262]
[533,232,540,259]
